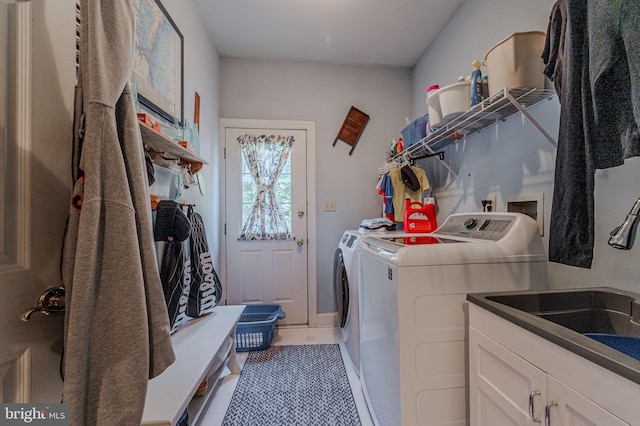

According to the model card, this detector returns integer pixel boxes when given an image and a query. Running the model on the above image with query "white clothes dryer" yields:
[334,229,437,375]
[358,212,547,426]
[334,230,362,374]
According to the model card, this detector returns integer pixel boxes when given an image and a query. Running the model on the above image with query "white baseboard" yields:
[311,312,338,328]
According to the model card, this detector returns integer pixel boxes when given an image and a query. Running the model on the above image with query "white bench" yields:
[141,305,245,425]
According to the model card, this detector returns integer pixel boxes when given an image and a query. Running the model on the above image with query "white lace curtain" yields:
[239,134,294,240]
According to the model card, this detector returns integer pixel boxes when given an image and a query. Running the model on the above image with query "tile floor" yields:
[198,326,374,425]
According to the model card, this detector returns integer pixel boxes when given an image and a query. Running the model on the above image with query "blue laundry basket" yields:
[235,304,286,352]
[401,114,429,148]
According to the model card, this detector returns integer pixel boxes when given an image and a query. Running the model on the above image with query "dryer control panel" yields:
[435,213,517,241]
[342,233,359,248]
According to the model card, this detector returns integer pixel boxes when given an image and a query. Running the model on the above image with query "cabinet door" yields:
[469,328,547,425]
[546,376,629,426]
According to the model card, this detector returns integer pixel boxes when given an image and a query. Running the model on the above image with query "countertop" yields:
[467,286,640,386]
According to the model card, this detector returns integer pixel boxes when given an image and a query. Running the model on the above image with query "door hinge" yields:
[224,223,227,235]
[223,147,226,159]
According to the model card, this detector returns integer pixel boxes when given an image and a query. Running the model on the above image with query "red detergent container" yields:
[403,198,437,233]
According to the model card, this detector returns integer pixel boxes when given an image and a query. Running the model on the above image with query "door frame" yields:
[219,119,319,326]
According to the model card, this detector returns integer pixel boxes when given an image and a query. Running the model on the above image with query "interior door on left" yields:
[0,0,75,403]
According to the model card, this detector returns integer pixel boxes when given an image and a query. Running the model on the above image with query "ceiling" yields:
[192,0,466,68]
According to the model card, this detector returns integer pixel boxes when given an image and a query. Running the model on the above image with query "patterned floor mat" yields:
[222,344,362,426]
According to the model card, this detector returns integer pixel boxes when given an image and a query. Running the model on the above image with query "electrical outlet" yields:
[323,199,336,212]
[481,195,497,212]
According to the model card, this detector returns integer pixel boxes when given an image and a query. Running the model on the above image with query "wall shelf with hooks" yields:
[397,88,557,166]
[139,121,208,173]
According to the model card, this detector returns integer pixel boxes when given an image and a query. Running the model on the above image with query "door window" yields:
[238,134,293,240]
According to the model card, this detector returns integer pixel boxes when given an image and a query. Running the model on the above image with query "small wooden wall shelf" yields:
[333,106,370,155]
[139,121,208,173]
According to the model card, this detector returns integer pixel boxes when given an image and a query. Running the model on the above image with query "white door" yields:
[0,0,75,404]
[223,120,313,325]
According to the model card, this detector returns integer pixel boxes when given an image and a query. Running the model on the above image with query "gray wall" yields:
[412,0,556,118]
[154,1,221,271]
[190,0,640,313]
[219,59,412,312]
[411,0,640,293]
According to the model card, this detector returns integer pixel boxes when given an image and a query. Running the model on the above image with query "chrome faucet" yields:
[609,197,640,249]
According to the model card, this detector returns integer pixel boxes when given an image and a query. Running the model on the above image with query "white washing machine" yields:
[334,230,363,374]
[358,212,547,426]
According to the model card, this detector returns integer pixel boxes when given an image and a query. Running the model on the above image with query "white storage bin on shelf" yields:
[436,79,471,126]
[484,31,547,96]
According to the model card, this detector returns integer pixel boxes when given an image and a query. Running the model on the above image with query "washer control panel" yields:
[436,213,517,241]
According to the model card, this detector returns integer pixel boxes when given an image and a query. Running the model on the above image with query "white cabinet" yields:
[469,304,635,426]
[141,305,245,426]
[547,377,627,426]
[470,328,546,425]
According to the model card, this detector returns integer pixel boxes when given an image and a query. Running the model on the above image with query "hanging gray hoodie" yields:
[62,0,175,425]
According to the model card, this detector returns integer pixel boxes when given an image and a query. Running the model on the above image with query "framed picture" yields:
[132,0,184,125]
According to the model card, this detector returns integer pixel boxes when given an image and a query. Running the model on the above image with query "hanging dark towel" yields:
[401,165,421,192]
[159,240,191,334]
[186,206,222,317]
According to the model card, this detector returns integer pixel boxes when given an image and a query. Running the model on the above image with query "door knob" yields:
[296,238,304,246]
[21,286,65,321]
[298,211,305,218]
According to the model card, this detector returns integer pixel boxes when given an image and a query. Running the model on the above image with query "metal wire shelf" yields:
[399,87,557,162]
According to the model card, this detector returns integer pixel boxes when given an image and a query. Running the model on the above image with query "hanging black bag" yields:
[400,165,421,192]
[159,240,191,334]
[186,205,222,317]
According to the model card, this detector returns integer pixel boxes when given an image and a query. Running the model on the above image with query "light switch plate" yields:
[323,199,336,212]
